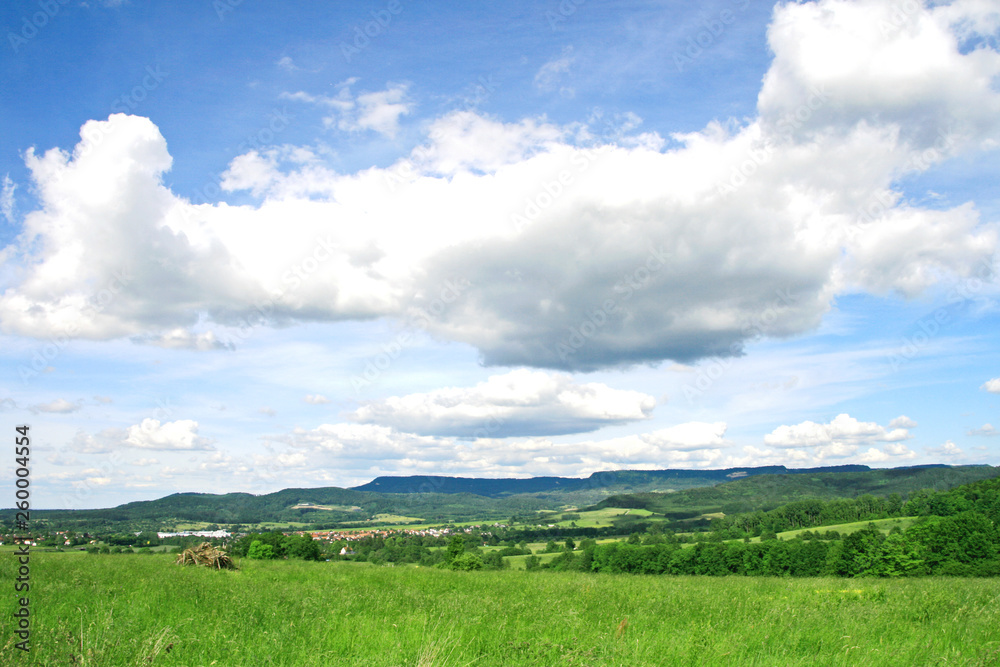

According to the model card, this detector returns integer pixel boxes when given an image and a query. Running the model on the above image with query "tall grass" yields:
[3,552,1000,666]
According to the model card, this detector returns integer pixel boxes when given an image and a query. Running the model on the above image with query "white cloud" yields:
[889,415,917,429]
[132,329,234,351]
[46,451,81,466]
[854,442,918,463]
[277,420,728,480]
[535,47,575,97]
[927,440,964,458]
[968,423,997,436]
[130,457,160,466]
[759,0,1000,149]
[639,422,729,451]
[763,413,914,461]
[304,394,330,405]
[348,369,655,437]
[982,378,1000,393]
[93,395,113,404]
[1,174,15,223]
[31,399,82,414]
[412,110,565,175]
[276,56,296,71]
[1,0,997,373]
[70,427,127,454]
[283,81,412,138]
[124,419,214,450]
[258,407,276,416]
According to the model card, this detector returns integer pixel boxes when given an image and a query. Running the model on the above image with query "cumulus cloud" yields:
[31,399,82,414]
[765,413,912,447]
[758,0,1000,149]
[982,378,1000,393]
[283,81,412,138]
[129,457,160,466]
[70,427,127,454]
[889,415,917,429]
[132,329,234,351]
[304,394,330,405]
[124,419,214,450]
[968,423,997,436]
[277,420,728,480]
[763,413,914,461]
[927,440,964,458]
[348,369,655,437]
[0,0,997,373]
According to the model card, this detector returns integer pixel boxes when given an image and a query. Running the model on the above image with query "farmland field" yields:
[3,552,1000,666]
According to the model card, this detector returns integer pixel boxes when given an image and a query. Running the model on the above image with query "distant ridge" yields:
[349,464,881,497]
[7,463,991,525]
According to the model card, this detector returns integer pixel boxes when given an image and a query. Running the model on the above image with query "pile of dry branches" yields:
[174,542,236,570]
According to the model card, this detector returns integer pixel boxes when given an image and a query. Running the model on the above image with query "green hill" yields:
[594,465,1000,518]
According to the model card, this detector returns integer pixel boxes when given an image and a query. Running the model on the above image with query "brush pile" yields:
[175,542,236,570]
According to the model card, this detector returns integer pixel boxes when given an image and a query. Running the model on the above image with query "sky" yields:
[1,0,999,510]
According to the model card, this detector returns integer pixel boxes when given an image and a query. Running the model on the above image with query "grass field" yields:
[535,507,657,529]
[770,517,917,541]
[3,552,1000,666]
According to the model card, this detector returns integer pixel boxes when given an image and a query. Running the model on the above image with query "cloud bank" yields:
[1,0,997,374]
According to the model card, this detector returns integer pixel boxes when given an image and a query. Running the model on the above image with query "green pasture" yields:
[3,552,1000,666]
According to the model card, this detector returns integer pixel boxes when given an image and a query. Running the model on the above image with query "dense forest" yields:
[594,465,1000,518]
[578,475,1000,577]
[320,475,1000,577]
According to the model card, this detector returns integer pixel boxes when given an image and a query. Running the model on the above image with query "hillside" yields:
[594,464,1000,518]
[8,464,995,531]
[352,465,872,497]
[13,487,557,530]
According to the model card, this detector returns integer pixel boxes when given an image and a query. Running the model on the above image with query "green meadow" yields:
[4,552,1000,666]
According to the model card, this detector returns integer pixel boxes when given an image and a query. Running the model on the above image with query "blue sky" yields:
[1,0,998,509]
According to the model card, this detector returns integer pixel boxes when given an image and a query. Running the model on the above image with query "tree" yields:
[447,535,466,562]
[564,537,576,551]
[284,534,322,561]
[451,553,484,571]
[247,540,276,560]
